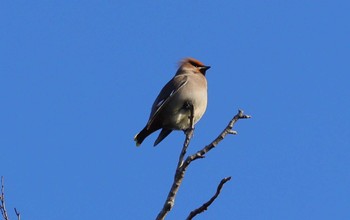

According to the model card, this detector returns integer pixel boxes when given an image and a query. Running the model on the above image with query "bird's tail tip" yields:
[134,133,141,147]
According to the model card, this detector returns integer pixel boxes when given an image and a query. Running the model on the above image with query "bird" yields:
[134,58,210,146]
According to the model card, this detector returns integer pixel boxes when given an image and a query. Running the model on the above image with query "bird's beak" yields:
[199,65,211,75]
[200,66,211,71]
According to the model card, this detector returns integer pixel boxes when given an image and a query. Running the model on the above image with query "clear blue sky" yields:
[1,1,349,219]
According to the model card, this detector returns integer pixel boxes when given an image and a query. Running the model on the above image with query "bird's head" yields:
[176,58,211,76]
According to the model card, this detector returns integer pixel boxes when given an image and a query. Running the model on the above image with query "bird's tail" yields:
[134,126,153,147]
[153,129,172,147]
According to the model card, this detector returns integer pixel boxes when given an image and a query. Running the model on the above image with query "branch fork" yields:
[156,109,251,220]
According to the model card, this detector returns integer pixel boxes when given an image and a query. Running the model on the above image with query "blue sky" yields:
[1,1,349,219]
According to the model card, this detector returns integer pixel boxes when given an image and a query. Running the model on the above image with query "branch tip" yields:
[186,176,232,220]
[241,114,251,119]
[222,176,232,182]
[228,130,237,135]
[237,109,251,119]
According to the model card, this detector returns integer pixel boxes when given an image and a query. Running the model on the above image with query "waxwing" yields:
[134,58,210,146]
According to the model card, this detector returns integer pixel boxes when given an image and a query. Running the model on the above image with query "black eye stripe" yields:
[189,61,202,68]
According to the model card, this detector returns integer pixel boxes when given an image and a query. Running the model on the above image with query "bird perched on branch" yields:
[134,58,210,146]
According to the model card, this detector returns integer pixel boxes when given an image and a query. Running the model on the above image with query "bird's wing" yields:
[147,75,188,129]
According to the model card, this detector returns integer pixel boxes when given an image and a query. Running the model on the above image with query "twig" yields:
[14,208,20,220]
[184,109,251,164]
[1,176,10,220]
[156,109,251,220]
[0,177,20,220]
[186,177,232,220]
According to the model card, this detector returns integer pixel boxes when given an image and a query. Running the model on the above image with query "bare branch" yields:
[156,109,251,219]
[14,208,20,220]
[156,103,195,220]
[1,177,20,220]
[185,109,251,163]
[1,176,10,220]
[186,177,232,220]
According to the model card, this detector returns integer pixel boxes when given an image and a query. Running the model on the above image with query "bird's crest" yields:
[179,58,205,67]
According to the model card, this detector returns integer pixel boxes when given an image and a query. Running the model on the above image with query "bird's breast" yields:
[162,76,207,130]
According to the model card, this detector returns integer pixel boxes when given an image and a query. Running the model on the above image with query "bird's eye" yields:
[189,61,200,68]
